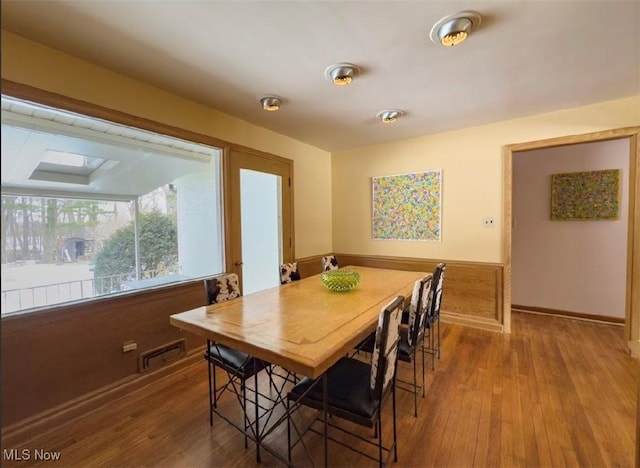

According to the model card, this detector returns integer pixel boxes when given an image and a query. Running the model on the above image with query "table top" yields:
[170,266,424,378]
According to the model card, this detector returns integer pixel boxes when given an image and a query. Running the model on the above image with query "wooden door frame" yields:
[503,127,640,355]
[222,144,294,287]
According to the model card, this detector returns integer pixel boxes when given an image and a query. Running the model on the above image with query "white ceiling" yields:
[1,1,639,152]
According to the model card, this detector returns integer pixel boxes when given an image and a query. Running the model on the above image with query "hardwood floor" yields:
[2,312,636,467]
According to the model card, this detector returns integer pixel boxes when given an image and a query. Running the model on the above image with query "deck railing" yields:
[1,269,176,315]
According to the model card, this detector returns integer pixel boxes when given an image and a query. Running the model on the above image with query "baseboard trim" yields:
[1,345,206,448]
[512,304,624,325]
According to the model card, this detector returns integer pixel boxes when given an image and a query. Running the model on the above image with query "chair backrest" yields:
[369,295,404,400]
[407,275,433,347]
[321,255,339,271]
[204,273,241,304]
[280,262,301,284]
[428,263,446,319]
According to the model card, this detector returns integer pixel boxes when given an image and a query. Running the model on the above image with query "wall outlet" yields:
[122,341,137,353]
[483,218,495,227]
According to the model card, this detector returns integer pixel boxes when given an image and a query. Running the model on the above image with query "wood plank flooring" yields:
[2,312,636,467]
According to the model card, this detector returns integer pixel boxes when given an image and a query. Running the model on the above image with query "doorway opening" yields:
[511,139,629,325]
[503,127,640,355]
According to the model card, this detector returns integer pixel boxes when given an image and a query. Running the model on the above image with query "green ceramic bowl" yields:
[320,269,361,292]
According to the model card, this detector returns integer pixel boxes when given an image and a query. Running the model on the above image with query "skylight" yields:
[42,150,105,171]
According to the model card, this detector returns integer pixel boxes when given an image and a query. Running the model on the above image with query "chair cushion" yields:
[288,357,379,420]
[321,255,339,271]
[205,344,269,379]
[280,262,301,284]
[397,328,414,362]
[205,274,240,304]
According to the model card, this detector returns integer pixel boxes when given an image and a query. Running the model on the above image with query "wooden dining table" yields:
[170,266,423,379]
[169,265,424,465]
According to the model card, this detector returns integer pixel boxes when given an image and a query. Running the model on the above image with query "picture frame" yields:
[550,169,620,221]
[372,169,442,241]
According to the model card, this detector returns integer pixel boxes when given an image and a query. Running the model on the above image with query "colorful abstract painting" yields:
[550,169,620,221]
[372,170,442,241]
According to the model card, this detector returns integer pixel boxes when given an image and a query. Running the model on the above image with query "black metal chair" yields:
[280,262,301,284]
[423,263,446,370]
[203,273,271,461]
[321,255,339,271]
[287,295,404,467]
[356,275,432,417]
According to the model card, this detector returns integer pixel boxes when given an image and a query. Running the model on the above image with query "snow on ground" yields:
[1,261,96,314]
[2,261,93,290]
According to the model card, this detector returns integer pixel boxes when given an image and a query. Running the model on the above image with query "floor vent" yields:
[138,339,186,373]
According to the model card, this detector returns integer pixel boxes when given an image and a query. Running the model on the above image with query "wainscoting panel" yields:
[295,254,326,278]
[335,254,504,327]
[1,281,206,430]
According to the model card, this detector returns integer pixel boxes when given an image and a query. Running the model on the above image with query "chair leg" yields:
[322,373,329,467]
[430,326,435,371]
[413,356,418,417]
[242,381,248,449]
[255,370,261,463]
[207,343,213,427]
[213,361,218,409]
[392,383,398,463]
[287,399,292,463]
[421,344,426,398]
[266,365,278,393]
[437,316,441,359]
[377,415,383,468]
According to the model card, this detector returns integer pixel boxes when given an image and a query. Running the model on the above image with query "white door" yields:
[225,148,293,294]
[240,169,282,294]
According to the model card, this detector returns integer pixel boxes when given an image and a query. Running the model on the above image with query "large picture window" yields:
[1,97,224,315]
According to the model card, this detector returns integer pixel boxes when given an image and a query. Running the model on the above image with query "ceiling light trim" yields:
[324,63,360,86]
[259,96,281,111]
[430,10,482,47]
[376,110,404,124]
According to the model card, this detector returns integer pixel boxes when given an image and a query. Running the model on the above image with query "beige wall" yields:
[332,97,640,263]
[0,30,332,258]
[512,139,630,318]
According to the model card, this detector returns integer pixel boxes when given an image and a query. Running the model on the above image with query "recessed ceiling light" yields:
[324,63,360,86]
[259,96,281,111]
[430,11,482,47]
[376,110,403,123]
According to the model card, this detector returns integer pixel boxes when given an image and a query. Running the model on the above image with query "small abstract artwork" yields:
[372,170,442,241]
[550,169,620,221]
